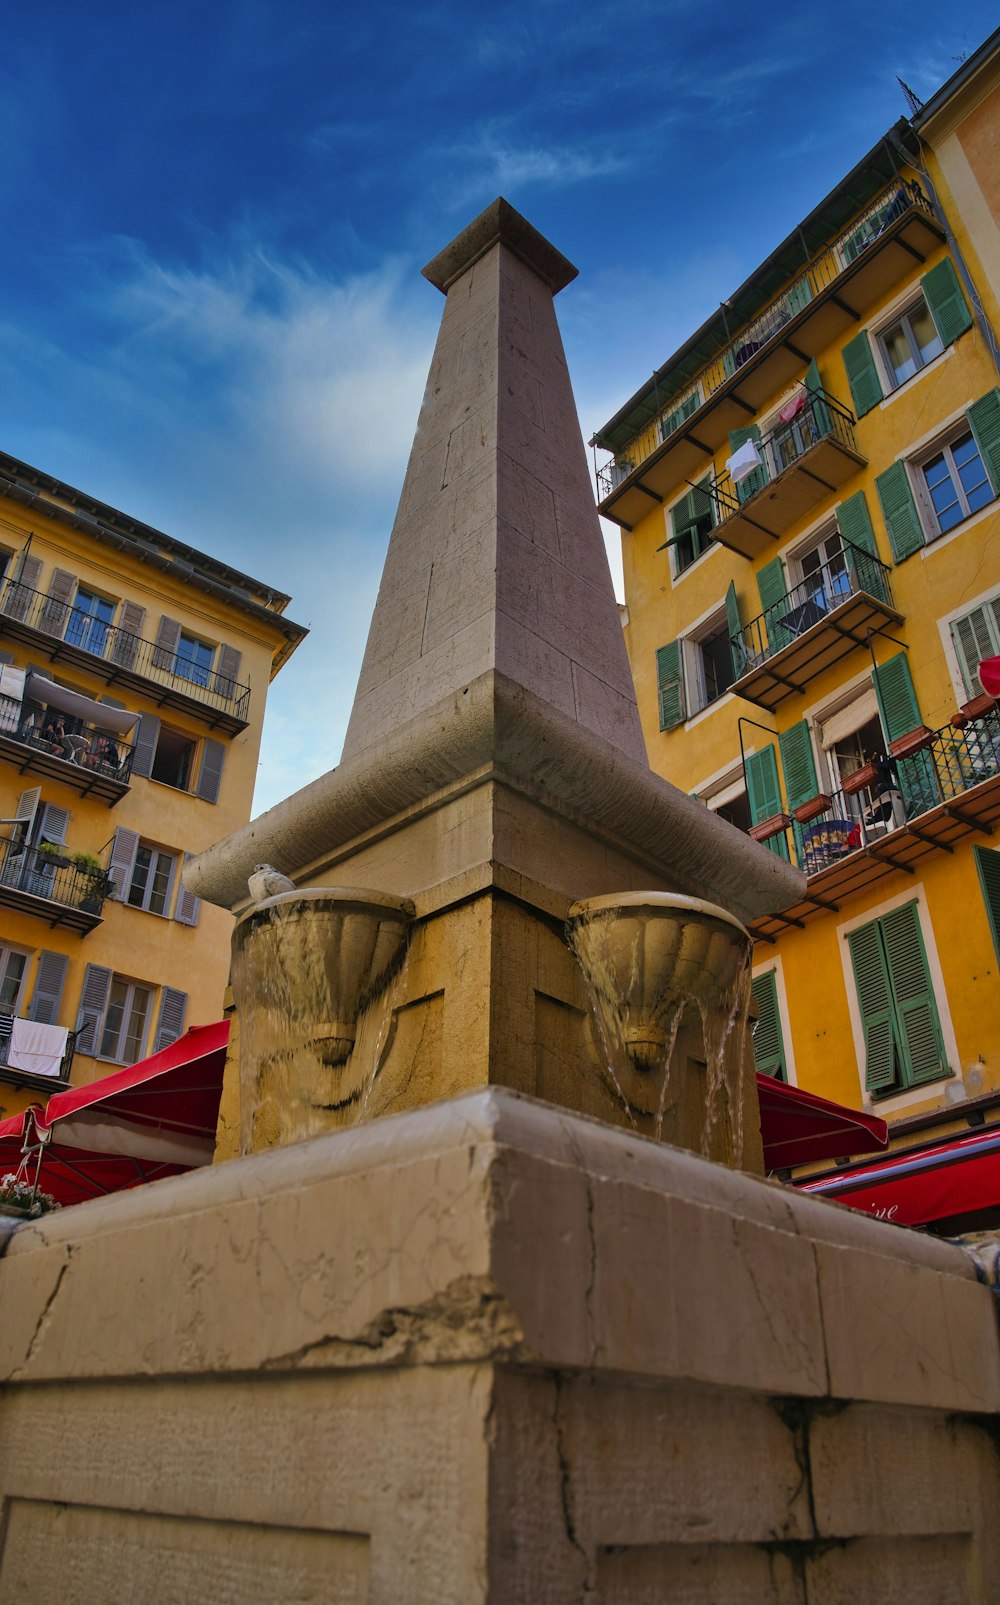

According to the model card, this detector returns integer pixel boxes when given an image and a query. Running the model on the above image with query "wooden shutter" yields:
[757,556,793,652]
[660,391,699,443]
[1,553,42,620]
[130,713,160,778]
[875,461,924,562]
[111,600,146,669]
[951,600,1000,700]
[847,920,899,1092]
[196,737,226,803]
[745,745,788,860]
[154,987,187,1052]
[836,490,889,603]
[38,802,70,845]
[880,902,947,1084]
[779,721,819,809]
[921,258,972,348]
[215,644,243,702]
[153,615,181,670]
[873,652,938,817]
[967,390,1000,496]
[173,854,201,927]
[724,581,742,667]
[729,424,767,503]
[655,642,685,731]
[75,963,113,1056]
[14,786,41,836]
[841,331,882,417]
[108,827,140,898]
[750,971,785,1079]
[28,950,69,1026]
[974,846,1000,966]
[786,276,812,315]
[804,357,831,435]
[39,568,76,636]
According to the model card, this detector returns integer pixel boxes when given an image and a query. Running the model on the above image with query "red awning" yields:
[797,1125,1000,1227]
[979,654,1000,697]
[757,1073,888,1170]
[0,1020,229,1207]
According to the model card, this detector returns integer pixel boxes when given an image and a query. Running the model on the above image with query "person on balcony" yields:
[40,714,70,758]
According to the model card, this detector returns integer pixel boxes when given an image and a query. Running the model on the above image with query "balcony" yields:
[0,836,110,934]
[708,390,865,559]
[596,181,943,530]
[0,578,251,734]
[747,707,1000,942]
[0,690,135,806]
[0,1024,76,1093]
[729,541,901,712]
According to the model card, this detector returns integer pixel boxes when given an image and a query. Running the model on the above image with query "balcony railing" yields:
[0,1022,76,1086]
[0,577,251,726]
[0,835,110,928]
[731,540,894,675]
[596,180,936,501]
[0,692,135,797]
[710,390,861,531]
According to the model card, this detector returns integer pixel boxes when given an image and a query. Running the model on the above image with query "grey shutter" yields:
[0,650,13,666]
[875,462,924,562]
[841,331,882,417]
[130,713,160,778]
[967,390,1000,496]
[154,987,187,1052]
[655,642,685,731]
[215,644,243,702]
[38,802,70,845]
[153,615,181,670]
[14,786,41,837]
[108,827,140,898]
[836,491,888,599]
[951,600,1000,699]
[174,853,202,926]
[28,950,69,1026]
[921,258,972,348]
[1,553,42,620]
[39,568,76,636]
[76,963,113,1055]
[111,600,146,669]
[757,556,793,652]
[750,971,785,1079]
[196,737,226,803]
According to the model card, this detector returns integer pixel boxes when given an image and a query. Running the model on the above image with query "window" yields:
[750,971,786,1081]
[65,588,115,656]
[694,623,735,708]
[150,725,197,790]
[846,900,948,1096]
[918,431,992,536]
[668,478,715,575]
[951,597,1000,700]
[0,948,28,1013]
[127,844,176,916]
[714,789,751,833]
[175,633,215,689]
[877,297,943,389]
[795,526,850,606]
[98,977,153,1063]
[875,392,1000,562]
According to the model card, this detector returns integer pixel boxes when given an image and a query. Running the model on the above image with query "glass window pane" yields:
[0,951,26,1011]
[149,853,172,916]
[952,434,992,513]
[123,989,151,1063]
[101,980,128,1058]
[908,303,943,366]
[128,846,152,908]
[882,321,915,385]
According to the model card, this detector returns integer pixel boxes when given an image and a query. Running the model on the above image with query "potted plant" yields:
[793,792,832,824]
[0,1173,60,1219]
[843,760,879,795]
[71,850,105,877]
[748,811,791,843]
[36,841,71,870]
[77,863,113,913]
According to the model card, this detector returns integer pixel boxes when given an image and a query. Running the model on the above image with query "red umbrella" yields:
[979,654,1000,698]
[756,1073,888,1170]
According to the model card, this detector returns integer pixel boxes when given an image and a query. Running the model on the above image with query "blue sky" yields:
[0,0,995,812]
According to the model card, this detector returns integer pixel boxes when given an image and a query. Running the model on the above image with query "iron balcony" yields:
[0,836,109,934]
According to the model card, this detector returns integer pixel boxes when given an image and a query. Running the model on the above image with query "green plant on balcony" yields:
[36,841,71,869]
[70,850,104,876]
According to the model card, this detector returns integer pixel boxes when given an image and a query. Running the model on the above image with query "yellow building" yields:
[594,35,1000,1210]
[0,449,306,1120]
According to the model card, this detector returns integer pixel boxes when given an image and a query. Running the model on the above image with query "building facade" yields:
[594,35,1000,1200]
[0,450,306,1120]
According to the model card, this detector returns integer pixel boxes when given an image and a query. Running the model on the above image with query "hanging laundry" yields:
[726,438,764,485]
[778,392,806,424]
[7,1018,68,1078]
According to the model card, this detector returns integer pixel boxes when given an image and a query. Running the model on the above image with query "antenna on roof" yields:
[898,77,924,116]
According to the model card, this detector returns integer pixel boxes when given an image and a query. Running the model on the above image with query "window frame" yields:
[667,475,717,578]
[914,428,993,540]
[681,606,736,716]
[0,945,30,1014]
[126,843,178,917]
[97,976,154,1065]
[841,894,952,1101]
[874,293,944,393]
[175,632,216,690]
[65,585,117,656]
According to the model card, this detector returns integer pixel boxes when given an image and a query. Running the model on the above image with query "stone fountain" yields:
[1,202,998,1602]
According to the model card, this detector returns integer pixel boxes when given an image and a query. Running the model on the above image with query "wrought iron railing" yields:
[0,835,110,915]
[0,693,136,784]
[731,539,893,673]
[0,578,251,722]
[753,708,1000,874]
[711,389,860,524]
[596,180,933,499]
[0,1022,76,1081]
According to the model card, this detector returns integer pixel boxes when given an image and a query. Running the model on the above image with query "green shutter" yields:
[804,357,831,436]
[837,490,888,602]
[655,641,686,731]
[750,971,785,1079]
[974,846,1000,966]
[745,745,789,861]
[729,424,767,503]
[880,902,948,1084]
[842,331,883,417]
[725,580,742,644]
[757,556,793,653]
[660,390,699,443]
[847,921,900,1092]
[967,390,1000,496]
[921,258,972,347]
[874,653,939,818]
[786,276,813,315]
[875,461,924,562]
[779,721,819,809]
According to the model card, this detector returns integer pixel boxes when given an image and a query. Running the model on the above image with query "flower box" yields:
[748,812,791,843]
[889,726,934,760]
[843,761,879,796]
[793,793,832,825]
[960,693,997,721]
